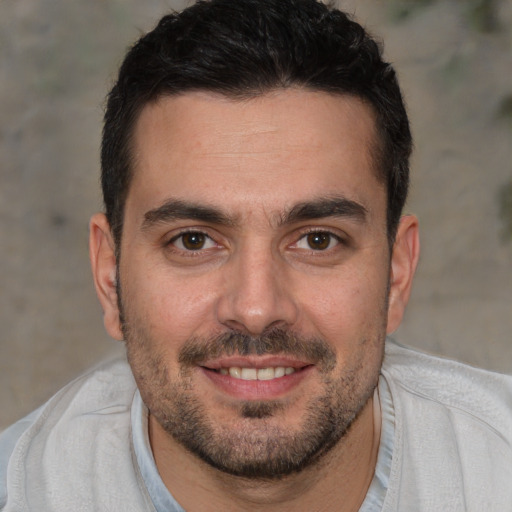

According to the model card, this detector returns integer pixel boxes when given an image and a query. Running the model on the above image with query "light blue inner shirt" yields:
[131,374,395,511]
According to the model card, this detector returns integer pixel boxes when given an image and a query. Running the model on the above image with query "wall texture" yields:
[1,0,511,428]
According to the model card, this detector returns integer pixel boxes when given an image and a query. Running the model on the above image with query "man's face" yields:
[109,90,396,477]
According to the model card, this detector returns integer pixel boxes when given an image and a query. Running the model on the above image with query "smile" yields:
[218,366,296,380]
[201,360,312,399]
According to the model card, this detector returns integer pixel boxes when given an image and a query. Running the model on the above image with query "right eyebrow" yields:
[141,199,236,231]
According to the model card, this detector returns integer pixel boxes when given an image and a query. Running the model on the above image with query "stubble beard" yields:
[121,306,384,480]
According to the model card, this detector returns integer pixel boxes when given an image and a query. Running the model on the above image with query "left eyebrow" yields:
[142,199,235,231]
[279,196,368,226]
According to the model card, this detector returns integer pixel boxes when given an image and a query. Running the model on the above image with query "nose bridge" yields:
[216,240,298,335]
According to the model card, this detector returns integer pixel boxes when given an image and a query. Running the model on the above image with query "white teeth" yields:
[257,368,275,380]
[229,367,241,378]
[274,367,285,378]
[241,368,258,380]
[220,366,296,380]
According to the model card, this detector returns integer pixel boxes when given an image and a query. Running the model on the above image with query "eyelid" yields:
[298,231,339,248]
[296,226,345,242]
[166,228,219,252]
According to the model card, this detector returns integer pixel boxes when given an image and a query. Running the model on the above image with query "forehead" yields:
[128,89,385,223]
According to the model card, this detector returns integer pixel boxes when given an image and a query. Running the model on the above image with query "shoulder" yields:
[383,339,512,428]
[0,354,136,452]
[382,339,512,510]
[4,355,138,438]
[0,356,152,511]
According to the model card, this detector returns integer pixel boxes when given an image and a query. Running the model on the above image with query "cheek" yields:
[299,266,389,336]
[121,264,221,342]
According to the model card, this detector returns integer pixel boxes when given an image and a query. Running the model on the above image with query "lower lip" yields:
[200,366,313,400]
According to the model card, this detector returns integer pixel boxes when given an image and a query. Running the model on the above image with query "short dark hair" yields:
[101,0,412,249]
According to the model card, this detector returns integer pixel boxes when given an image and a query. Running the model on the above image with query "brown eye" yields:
[171,231,216,251]
[181,232,206,250]
[306,232,332,250]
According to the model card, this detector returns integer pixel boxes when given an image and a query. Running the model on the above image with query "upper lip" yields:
[201,355,312,370]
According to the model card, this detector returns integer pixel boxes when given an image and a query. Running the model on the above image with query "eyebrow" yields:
[280,196,368,226]
[142,199,235,231]
[141,195,368,231]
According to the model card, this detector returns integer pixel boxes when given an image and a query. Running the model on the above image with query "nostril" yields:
[215,262,299,334]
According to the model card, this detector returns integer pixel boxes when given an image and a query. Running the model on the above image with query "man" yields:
[1,0,511,510]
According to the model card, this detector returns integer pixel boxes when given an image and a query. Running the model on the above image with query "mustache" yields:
[179,328,337,372]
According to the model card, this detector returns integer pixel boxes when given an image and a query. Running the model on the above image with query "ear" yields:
[89,213,123,340]
[387,215,420,334]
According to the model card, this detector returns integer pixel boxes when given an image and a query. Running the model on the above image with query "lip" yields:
[201,355,312,370]
[199,356,314,400]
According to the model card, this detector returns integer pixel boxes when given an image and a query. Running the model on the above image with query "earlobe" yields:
[386,215,420,334]
[89,213,124,341]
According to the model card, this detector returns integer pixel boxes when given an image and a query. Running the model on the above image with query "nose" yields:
[215,245,299,336]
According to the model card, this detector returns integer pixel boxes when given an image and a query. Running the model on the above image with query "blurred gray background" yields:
[1,0,511,429]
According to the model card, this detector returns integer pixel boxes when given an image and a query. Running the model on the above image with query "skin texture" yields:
[90,89,419,511]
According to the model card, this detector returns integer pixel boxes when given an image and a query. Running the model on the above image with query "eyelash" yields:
[166,230,219,254]
[166,228,346,255]
[294,229,346,252]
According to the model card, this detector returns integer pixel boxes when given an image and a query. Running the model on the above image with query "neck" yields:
[150,391,381,512]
